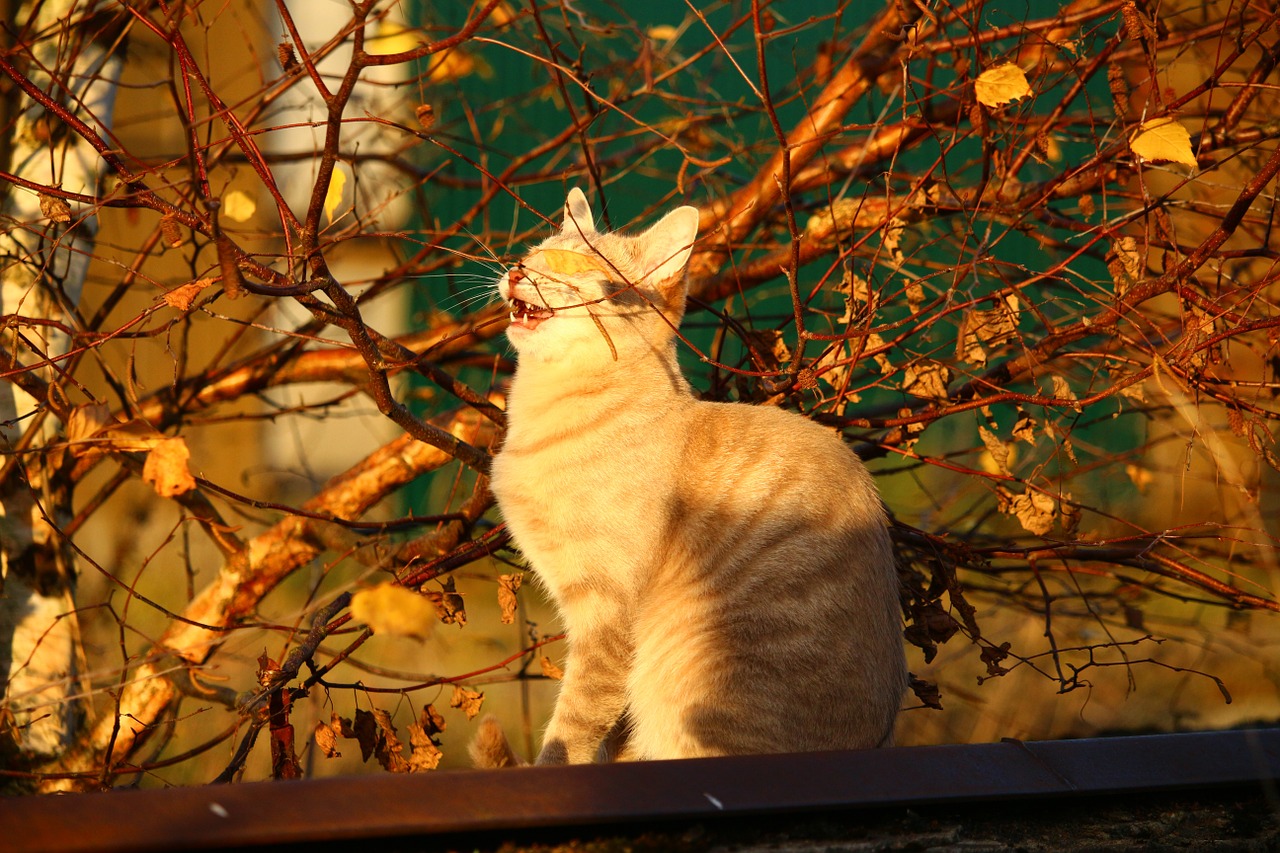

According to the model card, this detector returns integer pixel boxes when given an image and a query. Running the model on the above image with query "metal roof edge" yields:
[3,728,1277,853]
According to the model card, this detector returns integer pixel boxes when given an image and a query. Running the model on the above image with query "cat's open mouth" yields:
[508,297,555,330]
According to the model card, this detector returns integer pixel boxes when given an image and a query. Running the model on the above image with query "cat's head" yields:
[499,188,699,362]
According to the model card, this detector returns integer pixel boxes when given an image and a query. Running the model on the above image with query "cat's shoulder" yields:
[689,398,856,454]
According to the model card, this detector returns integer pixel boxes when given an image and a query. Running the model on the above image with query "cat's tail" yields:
[468,716,527,768]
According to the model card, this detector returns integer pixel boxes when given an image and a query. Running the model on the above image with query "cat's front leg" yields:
[537,614,632,765]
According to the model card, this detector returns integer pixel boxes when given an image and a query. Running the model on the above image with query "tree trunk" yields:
[1,0,124,770]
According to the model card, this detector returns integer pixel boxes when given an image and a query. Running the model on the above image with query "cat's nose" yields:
[508,267,526,286]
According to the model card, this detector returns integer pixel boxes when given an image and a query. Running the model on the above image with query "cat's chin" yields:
[505,317,548,344]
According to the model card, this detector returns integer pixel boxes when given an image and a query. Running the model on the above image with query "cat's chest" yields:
[490,406,678,583]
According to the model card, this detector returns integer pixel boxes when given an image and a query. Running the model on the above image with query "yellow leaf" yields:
[221,190,256,223]
[1125,464,1153,493]
[143,437,196,498]
[350,582,435,640]
[1130,117,1197,168]
[489,2,518,26]
[648,24,679,41]
[975,64,1031,107]
[324,168,347,225]
[367,20,419,56]
[428,49,485,82]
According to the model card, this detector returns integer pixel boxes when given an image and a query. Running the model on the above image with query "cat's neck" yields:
[506,343,692,429]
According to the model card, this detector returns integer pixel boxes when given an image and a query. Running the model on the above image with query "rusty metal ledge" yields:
[3,729,1278,853]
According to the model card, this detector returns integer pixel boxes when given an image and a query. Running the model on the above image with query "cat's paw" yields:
[468,716,526,769]
[533,738,569,765]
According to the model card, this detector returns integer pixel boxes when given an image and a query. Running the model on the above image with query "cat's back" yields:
[673,398,886,528]
[627,398,906,758]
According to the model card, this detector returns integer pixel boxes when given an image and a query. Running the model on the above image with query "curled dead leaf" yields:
[407,706,445,772]
[424,575,466,627]
[66,403,113,448]
[903,361,951,401]
[450,685,484,720]
[143,437,196,498]
[978,425,1012,475]
[997,486,1060,536]
[497,573,523,625]
[540,655,564,680]
[39,193,72,224]
[313,713,354,759]
[980,641,1012,677]
[160,213,184,248]
[909,674,943,710]
[162,279,212,313]
[353,707,407,772]
[1011,409,1037,444]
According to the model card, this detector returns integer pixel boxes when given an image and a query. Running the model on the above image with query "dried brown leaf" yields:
[540,655,564,680]
[450,685,484,720]
[407,725,443,772]
[407,706,444,772]
[980,642,1012,676]
[1011,409,1037,444]
[160,213,184,248]
[497,573,523,625]
[353,707,407,772]
[909,675,943,710]
[143,437,196,498]
[66,403,113,447]
[424,576,466,627]
[903,361,951,401]
[418,704,446,737]
[161,280,211,313]
[997,487,1059,536]
[313,713,353,759]
[978,426,1012,475]
[39,193,72,224]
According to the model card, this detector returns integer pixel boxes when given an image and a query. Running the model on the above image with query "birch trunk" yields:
[1,0,124,765]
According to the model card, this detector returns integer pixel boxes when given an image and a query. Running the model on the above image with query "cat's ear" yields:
[562,188,595,235]
[638,205,699,288]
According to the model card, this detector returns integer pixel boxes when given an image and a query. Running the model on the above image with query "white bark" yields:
[1,0,123,760]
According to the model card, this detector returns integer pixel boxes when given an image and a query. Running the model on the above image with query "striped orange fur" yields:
[481,189,906,766]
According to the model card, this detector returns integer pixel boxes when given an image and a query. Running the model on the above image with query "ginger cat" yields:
[475,189,905,766]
